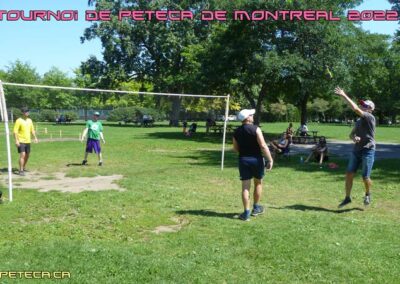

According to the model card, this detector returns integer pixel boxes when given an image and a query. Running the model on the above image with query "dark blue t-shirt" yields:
[233,124,262,157]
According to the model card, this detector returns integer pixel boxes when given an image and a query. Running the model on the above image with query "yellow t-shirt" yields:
[13,118,34,143]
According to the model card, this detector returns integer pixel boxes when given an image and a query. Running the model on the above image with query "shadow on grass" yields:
[146,131,284,145]
[66,163,85,167]
[176,209,237,219]
[270,204,364,214]
[0,168,19,173]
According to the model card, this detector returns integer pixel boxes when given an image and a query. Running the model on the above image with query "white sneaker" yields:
[364,195,371,206]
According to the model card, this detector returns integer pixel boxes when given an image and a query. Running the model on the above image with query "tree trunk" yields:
[254,83,268,126]
[169,96,181,127]
[299,93,309,125]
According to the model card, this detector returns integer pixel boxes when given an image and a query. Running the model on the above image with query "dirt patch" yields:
[152,216,189,234]
[7,172,124,193]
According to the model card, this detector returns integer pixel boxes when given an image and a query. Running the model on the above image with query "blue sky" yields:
[0,0,398,76]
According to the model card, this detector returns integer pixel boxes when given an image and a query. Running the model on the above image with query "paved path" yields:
[290,140,400,160]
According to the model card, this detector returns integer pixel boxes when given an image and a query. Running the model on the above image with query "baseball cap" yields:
[237,109,255,122]
[93,111,100,116]
[20,107,29,113]
[359,100,375,111]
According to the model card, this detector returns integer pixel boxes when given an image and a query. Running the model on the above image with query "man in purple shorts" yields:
[81,112,106,166]
[334,87,376,207]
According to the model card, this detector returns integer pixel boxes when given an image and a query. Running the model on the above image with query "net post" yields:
[0,81,13,201]
[221,94,230,171]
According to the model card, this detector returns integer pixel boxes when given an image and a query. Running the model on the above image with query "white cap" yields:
[359,100,375,111]
[237,109,255,122]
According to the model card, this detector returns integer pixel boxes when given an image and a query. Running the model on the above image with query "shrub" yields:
[40,110,59,122]
[108,107,166,122]
[28,112,41,122]
[64,111,78,122]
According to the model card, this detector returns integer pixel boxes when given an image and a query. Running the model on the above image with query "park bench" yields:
[292,130,319,144]
[210,125,236,133]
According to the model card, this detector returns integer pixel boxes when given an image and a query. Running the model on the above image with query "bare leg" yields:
[319,153,324,165]
[363,178,372,196]
[304,152,313,163]
[241,179,251,211]
[19,152,26,172]
[23,152,30,170]
[253,178,262,205]
[345,172,354,198]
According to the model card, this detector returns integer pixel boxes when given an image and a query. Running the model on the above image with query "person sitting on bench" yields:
[270,133,290,156]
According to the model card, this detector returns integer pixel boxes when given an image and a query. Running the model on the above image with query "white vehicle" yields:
[222,115,237,121]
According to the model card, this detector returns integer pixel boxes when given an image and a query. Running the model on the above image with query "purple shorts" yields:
[86,139,101,154]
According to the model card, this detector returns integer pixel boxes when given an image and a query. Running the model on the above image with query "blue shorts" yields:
[346,148,375,178]
[238,156,265,180]
[86,139,101,154]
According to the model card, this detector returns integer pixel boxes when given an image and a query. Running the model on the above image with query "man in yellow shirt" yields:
[13,107,38,176]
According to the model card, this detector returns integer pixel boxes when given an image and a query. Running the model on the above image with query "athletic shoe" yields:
[239,212,250,221]
[338,197,352,208]
[82,160,88,165]
[98,161,103,166]
[251,205,265,216]
[19,171,25,176]
[364,195,371,206]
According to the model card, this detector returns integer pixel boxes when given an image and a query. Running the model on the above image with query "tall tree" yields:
[3,61,41,108]
[42,67,76,110]
[82,0,215,125]
[200,0,362,124]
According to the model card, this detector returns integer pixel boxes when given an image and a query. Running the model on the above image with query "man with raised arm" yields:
[334,87,376,207]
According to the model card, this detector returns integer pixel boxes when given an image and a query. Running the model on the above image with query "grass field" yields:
[0,122,399,283]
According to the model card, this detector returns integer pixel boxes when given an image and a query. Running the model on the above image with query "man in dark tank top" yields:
[335,87,376,207]
[233,109,274,221]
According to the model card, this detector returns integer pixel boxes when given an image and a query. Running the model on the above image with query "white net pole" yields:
[0,91,4,120]
[221,94,230,170]
[0,81,13,201]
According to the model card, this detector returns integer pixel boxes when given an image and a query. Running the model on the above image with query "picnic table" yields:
[292,130,319,144]
[209,125,237,133]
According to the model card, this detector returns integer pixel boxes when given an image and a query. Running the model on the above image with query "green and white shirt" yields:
[86,120,103,140]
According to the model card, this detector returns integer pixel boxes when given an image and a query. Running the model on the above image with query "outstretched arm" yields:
[334,87,364,117]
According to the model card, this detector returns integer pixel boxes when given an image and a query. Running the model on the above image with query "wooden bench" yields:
[210,125,236,133]
[292,130,319,144]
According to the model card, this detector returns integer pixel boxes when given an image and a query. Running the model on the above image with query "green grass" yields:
[0,123,399,283]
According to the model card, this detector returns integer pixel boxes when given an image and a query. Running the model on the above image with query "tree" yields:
[310,98,330,122]
[348,32,392,124]
[199,0,362,124]
[82,0,215,125]
[3,61,41,108]
[42,67,76,110]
